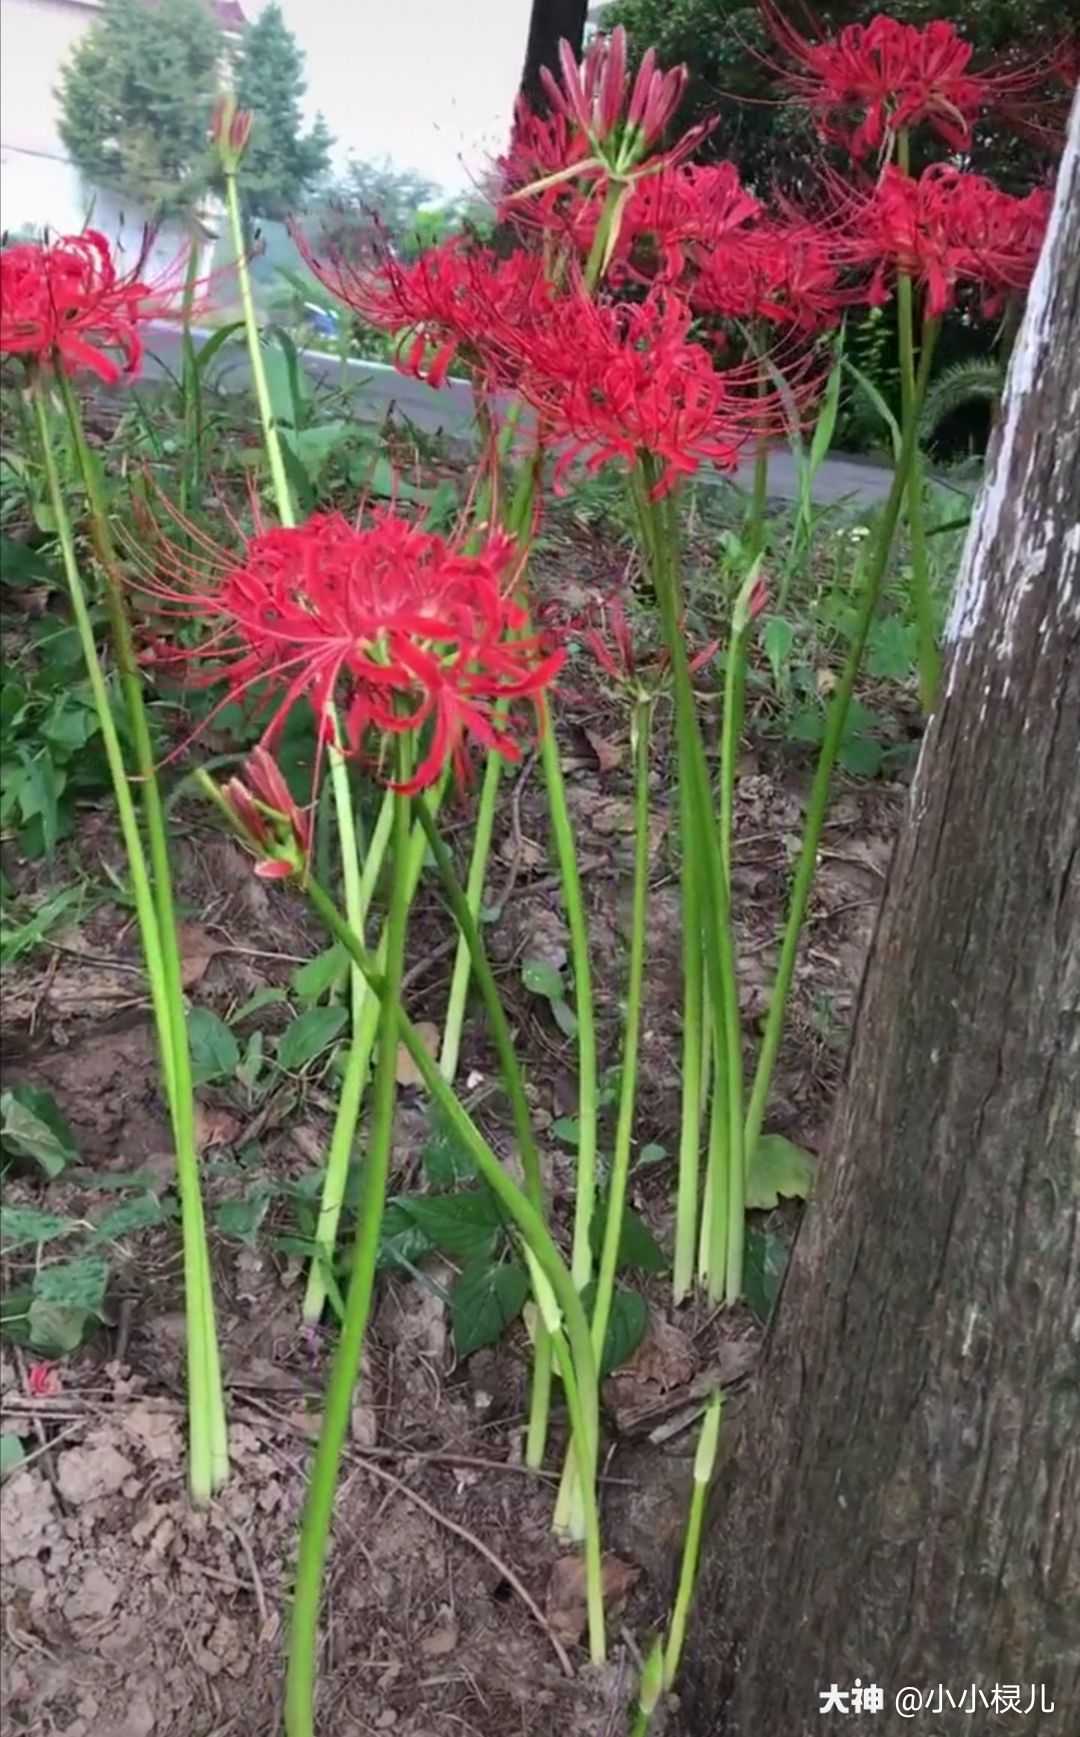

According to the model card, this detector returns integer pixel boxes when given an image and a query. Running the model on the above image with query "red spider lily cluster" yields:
[759,3,1050,160]
[293,231,555,389]
[826,163,1054,318]
[0,229,197,384]
[502,289,794,497]
[141,507,562,796]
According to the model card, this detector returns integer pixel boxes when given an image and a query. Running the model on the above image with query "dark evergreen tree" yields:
[231,2,333,218]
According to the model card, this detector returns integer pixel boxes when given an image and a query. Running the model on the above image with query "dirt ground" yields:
[0,524,906,1736]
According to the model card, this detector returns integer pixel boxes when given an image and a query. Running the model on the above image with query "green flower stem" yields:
[632,1639,665,1737]
[589,693,652,1358]
[223,168,295,530]
[663,1393,722,1690]
[296,871,605,1664]
[439,747,502,1083]
[412,801,554,1468]
[583,179,632,292]
[300,768,395,1325]
[897,130,940,714]
[744,317,941,1164]
[632,466,745,1299]
[302,781,442,1321]
[702,1024,730,1302]
[539,713,599,1293]
[286,779,412,1737]
[34,376,225,1500]
[672,772,704,1305]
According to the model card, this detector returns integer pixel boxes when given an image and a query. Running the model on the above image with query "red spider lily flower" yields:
[759,3,1048,160]
[503,28,706,264]
[569,161,762,285]
[691,220,846,333]
[293,230,554,389]
[0,228,210,384]
[137,507,563,797]
[836,164,1051,317]
[584,594,718,690]
[220,746,312,879]
[504,288,789,498]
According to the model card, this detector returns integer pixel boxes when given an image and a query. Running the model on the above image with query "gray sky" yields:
[265,0,534,195]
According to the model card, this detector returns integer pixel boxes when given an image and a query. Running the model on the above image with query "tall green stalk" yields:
[286,777,412,1737]
[540,713,599,1293]
[300,770,395,1325]
[35,376,225,1499]
[438,746,502,1083]
[588,693,652,1359]
[292,870,606,1665]
[672,769,704,1305]
[631,467,745,1299]
[897,130,940,714]
[744,317,941,1163]
[223,168,295,531]
[412,802,553,1469]
[302,781,445,1321]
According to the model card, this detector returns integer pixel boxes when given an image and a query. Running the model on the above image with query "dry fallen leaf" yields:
[194,1103,242,1150]
[584,727,625,773]
[178,923,221,989]
[395,1019,440,1087]
[545,1553,640,1645]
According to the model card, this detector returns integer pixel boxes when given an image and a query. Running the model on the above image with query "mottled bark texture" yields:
[518,0,589,110]
[681,100,1080,1737]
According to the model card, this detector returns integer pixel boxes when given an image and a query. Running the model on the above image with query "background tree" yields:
[682,96,1079,1735]
[518,0,590,110]
[57,0,224,219]
[231,1,333,218]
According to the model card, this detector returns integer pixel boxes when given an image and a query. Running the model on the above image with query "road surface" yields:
[139,321,907,508]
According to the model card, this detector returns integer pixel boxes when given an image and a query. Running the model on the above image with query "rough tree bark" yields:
[518,0,590,111]
[682,99,1080,1737]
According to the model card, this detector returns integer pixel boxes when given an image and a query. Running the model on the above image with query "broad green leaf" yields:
[42,697,98,755]
[838,734,883,778]
[0,537,60,588]
[291,944,348,1003]
[187,1007,240,1084]
[521,958,564,1000]
[289,422,353,483]
[867,617,918,682]
[452,1257,529,1357]
[91,1195,175,1241]
[0,1086,78,1177]
[277,1004,348,1071]
[0,1205,78,1250]
[762,616,795,691]
[746,1134,816,1210]
[28,1301,89,1353]
[421,1109,477,1191]
[33,1255,109,1317]
[396,1189,503,1262]
[550,1116,580,1147]
[588,1195,669,1274]
[230,986,288,1023]
[0,1288,33,1345]
[551,998,579,1039]
[635,1142,668,1167]
[14,751,61,855]
[597,1284,648,1377]
[376,1201,437,1271]
[0,1434,26,1480]
[68,1167,161,1193]
[236,1030,264,1094]
[744,1227,789,1322]
[213,1196,270,1245]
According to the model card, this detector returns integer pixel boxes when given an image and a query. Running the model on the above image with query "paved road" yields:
[140,321,902,507]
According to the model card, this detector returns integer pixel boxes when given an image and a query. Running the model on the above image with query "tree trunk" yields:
[683,98,1080,1736]
[518,0,590,111]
